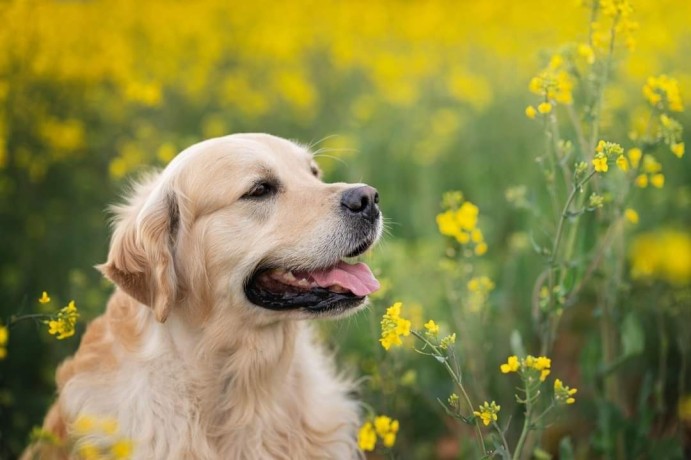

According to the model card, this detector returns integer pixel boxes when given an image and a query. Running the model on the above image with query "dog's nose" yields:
[341,185,379,220]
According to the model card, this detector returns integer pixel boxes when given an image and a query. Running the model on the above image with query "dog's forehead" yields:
[170,134,313,178]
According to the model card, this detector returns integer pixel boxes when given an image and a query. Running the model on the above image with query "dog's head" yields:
[98,133,382,325]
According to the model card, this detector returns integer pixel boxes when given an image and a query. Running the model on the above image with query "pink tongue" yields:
[310,262,380,297]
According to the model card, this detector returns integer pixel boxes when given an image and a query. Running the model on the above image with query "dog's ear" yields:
[97,184,180,323]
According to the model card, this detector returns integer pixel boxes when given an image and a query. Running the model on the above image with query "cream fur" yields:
[22,133,381,460]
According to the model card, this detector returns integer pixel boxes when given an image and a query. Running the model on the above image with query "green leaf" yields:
[510,329,526,358]
[621,312,645,357]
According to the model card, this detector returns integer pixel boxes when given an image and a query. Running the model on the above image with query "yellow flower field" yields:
[0,0,689,458]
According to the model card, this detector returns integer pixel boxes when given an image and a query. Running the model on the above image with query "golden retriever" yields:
[23,133,382,459]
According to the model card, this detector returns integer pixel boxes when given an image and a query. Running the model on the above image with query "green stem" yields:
[411,331,487,456]
[512,380,535,460]
[9,313,50,327]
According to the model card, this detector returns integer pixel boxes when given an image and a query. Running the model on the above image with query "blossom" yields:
[467,276,495,311]
[627,148,642,168]
[671,142,685,158]
[39,291,51,304]
[45,300,79,339]
[357,422,376,451]
[423,319,439,338]
[358,415,399,451]
[616,155,629,171]
[643,75,684,112]
[473,401,501,426]
[439,333,456,350]
[537,102,552,114]
[634,174,648,188]
[500,354,551,380]
[624,208,639,224]
[111,439,134,459]
[525,105,537,119]
[554,378,578,405]
[592,155,608,173]
[651,174,665,188]
[374,415,399,448]
[436,192,487,255]
[0,324,8,360]
[500,355,520,373]
[379,302,411,350]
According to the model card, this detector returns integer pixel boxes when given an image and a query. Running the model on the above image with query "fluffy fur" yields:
[23,133,382,459]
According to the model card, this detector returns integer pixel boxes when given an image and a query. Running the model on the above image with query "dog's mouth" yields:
[245,260,380,313]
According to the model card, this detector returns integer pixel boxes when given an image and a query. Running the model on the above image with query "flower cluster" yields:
[45,300,80,340]
[554,379,578,405]
[500,355,552,382]
[379,302,411,350]
[593,0,638,51]
[72,414,134,460]
[423,319,439,338]
[592,140,624,173]
[644,75,684,112]
[467,276,495,312]
[473,401,501,426]
[357,415,399,452]
[436,191,487,255]
[0,324,8,360]
[634,155,665,189]
[659,114,685,159]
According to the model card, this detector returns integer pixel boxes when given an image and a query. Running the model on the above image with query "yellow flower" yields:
[110,439,133,459]
[359,415,399,451]
[627,148,642,168]
[500,355,520,373]
[357,422,376,452]
[630,229,691,284]
[374,415,399,447]
[624,208,639,224]
[379,302,411,350]
[39,291,51,304]
[525,105,537,119]
[45,300,80,340]
[473,401,500,426]
[73,415,96,435]
[643,155,662,174]
[474,242,488,256]
[616,155,629,171]
[651,173,665,188]
[592,156,608,173]
[537,102,552,114]
[634,174,648,188]
[643,75,684,112]
[554,378,578,405]
[671,142,684,158]
[423,320,440,338]
[78,443,102,460]
[0,324,7,360]
[439,333,456,350]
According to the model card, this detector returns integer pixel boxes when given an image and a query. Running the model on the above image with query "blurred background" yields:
[0,0,689,458]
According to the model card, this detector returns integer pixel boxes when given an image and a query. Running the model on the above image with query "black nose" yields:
[341,185,380,220]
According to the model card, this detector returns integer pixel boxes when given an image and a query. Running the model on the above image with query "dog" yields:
[23,133,382,459]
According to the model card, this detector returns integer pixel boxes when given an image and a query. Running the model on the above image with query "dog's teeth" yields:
[296,278,310,287]
[330,285,348,293]
[283,271,296,282]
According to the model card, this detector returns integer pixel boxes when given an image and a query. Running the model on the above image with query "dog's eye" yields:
[243,182,275,199]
